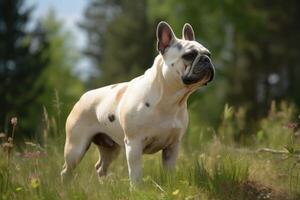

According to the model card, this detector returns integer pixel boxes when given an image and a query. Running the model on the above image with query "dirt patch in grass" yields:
[239,180,298,200]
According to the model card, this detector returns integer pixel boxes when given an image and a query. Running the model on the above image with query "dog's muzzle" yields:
[182,55,215,85]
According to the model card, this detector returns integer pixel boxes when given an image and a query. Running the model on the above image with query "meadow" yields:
[1,101,300,200]
[1,0,300,199]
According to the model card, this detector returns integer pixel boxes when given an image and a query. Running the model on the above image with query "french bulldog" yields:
[61,21,214,185]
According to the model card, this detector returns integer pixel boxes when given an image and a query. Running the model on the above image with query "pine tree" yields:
[39,9,84,137]
[80,0,155,87]
[0,0,49,136]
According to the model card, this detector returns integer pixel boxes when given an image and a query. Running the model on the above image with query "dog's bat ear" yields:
[182,23,195,41]
[156,21,176,54]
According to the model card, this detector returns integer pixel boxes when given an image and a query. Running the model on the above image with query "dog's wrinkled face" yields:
[157,22,215,87]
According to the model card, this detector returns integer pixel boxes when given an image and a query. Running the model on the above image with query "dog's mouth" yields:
[181,54,215,86]
[182,64,214,85]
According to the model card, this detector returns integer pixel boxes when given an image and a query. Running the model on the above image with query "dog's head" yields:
[156,21,214,87]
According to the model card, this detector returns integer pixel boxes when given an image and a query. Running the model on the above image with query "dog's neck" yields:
[147,55,196,110]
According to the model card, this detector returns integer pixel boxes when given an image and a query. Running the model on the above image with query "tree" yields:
[148,0,300,119]
[80,0,155,87]
[38,9,84,137]
[0,0,49,136]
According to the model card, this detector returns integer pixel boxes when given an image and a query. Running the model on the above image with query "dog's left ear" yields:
[182,23,195,41]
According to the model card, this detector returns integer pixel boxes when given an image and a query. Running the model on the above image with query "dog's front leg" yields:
[125,138,143,185]
[162,142,179,170]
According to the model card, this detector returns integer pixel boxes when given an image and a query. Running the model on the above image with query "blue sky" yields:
[27,0,92,79]
[28,0,87,47]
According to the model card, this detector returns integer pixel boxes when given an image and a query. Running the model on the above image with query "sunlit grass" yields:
[1,102,300,199]
[1,139,299,200]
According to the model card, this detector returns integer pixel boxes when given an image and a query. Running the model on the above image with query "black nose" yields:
[200,55,210,64]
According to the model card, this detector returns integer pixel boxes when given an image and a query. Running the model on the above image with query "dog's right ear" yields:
[156,21,176,54]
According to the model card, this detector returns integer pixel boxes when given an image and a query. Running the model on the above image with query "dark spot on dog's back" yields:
[92,133,116,148]
[108,114,115,122]
[145,102,150,107]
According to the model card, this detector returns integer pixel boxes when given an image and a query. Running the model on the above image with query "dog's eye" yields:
[182,51,197,61]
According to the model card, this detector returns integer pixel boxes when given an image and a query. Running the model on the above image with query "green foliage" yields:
[218,104,247,145]
[0,4,84,139]
[1,124,299,199]
[188,82,227,126]
[1,102,300,199]
[0,0,50,136]
[1,0,300,198]
[192,156,249,199]
[37,9,84,139]
[147,0,300,118]
[214,101,299,149]
[79,0,121,67]
[80,0,155,87]
[289,161,300,194]
[258,101,298,148]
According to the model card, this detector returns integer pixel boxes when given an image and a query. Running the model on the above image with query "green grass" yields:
[1,102,300,199]
[1,139,299,200]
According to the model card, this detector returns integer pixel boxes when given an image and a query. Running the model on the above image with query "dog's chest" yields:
[120,96,189,152]
[142,128,181,154]
[140,115,186,154]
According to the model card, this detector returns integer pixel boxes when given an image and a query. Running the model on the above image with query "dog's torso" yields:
[68,55,189,154]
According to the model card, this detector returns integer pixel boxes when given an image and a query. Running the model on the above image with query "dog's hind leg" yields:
[95,145,120,177]
[61,131,91,182]
[93,133,120,178]
[162,142,179,170]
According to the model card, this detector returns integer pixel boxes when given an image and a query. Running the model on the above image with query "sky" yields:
[27,0,92,80]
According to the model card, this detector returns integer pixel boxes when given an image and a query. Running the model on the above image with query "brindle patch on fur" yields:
[92,133,116,148]
[115,85,128,102]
